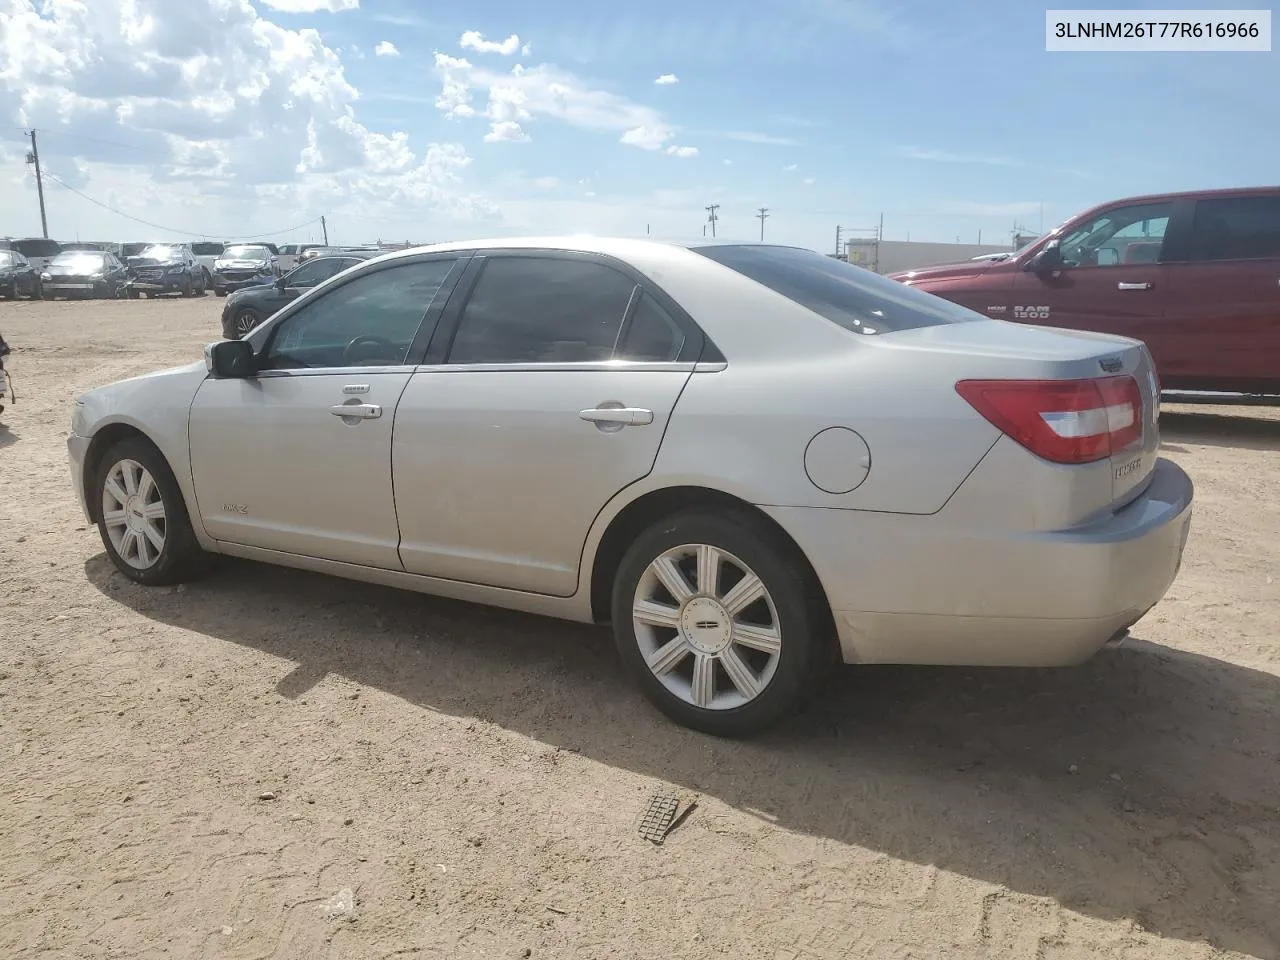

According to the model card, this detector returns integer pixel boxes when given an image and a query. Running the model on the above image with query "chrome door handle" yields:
[1117,281,1152,290]
[579,406,654,426]
[330,402,382,419]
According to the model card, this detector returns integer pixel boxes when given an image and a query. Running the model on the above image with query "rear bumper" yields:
[764,457,1194,667]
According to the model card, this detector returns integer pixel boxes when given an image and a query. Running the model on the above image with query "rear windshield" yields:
[223,245,271,260]
[691,243,981,335]
[191,242,224,255]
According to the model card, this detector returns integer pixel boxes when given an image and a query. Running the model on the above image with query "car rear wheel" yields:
[611,510,834,737]
[94,437,208,586]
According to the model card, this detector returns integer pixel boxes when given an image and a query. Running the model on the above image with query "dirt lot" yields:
[0,295,1277,960]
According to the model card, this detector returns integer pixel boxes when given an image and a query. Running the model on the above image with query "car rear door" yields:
[1008,199,1173,360]
[392,251,702,596]
[1158,192,1280,393]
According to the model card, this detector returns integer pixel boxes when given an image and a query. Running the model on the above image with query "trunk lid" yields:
[883,318,1160,506]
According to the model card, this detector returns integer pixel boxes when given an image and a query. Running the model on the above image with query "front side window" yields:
[263,259,457,369]
[285,258,340,288]
[1056,202,1172,267]
[0,251,26,268]
[693,243,979,336]
[1187,196,1280,262]
[447,257,638,364]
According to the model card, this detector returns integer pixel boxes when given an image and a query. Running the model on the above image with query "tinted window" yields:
[693,244,977,335]
[617,292,685,361]
[286,258,343,288]
[1057,202,1171,267]
[263,259,456,369]
[1187,196,1280,262]
[191,242,224,256]
[447,257,638,364]
[12,238,61,259]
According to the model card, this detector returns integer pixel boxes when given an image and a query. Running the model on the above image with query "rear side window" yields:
[1187,196,1280,262]
[691,244,979,335]
[616,292,685,361]
[447,256,638,363]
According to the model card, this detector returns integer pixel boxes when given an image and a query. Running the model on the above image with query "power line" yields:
[41,170,321,240]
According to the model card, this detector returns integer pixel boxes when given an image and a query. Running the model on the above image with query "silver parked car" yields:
[66,238,1193,736]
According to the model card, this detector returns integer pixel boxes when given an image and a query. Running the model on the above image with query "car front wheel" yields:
[94,437,208,586]
[611,510,833,737]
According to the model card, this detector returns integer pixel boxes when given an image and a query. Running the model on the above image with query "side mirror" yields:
[275,275,288,291]
[1027,241,1064,275]
[204,339,256,378]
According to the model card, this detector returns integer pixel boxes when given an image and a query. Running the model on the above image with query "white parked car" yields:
[66,238,1193,736]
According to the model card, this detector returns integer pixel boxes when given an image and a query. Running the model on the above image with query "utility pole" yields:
[25,130,48,239]
[704,203,719,238]
[835,224,843,257]
[756,206,769,241]
[320,215,329,245]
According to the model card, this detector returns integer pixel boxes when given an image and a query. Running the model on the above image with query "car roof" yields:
[358,235,811,267]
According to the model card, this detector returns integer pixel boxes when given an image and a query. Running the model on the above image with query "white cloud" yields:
[665,145,698,158]
[484,120,528,143]
[434,54,689,154]
[258,0,359,11]
[722,159,733,165]
[459,30,521,55]
[803,177,816,184]
[725,130,797,146]
[521,43,532,56]
[0,0,496,237]
[533,176,559,189]
[784,163,798,171]
[898,145,1021,167]
[654,74,679,85]
[374,40,400,57]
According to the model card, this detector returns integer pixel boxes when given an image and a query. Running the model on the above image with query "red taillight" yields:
[955,375,1142,464]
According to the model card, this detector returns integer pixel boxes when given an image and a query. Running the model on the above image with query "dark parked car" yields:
[212,243,280,296]
[41,250,129,299]
[890,185,1280,396]
[125,243,205,298]
[221,254,372,338]
[0,249,42,299]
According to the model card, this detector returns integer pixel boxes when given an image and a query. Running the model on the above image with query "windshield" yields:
[191,242,224,256]
[691,243,980,335]
[50,252,107,269]
[0,251,23,267]
[10,238,61,259]
[138,245,183,261]
[222,245,271,260]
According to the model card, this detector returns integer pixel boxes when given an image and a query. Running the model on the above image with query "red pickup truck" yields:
[890,186,1280,395]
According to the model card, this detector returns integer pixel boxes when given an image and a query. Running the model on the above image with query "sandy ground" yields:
[0,295,1277,960]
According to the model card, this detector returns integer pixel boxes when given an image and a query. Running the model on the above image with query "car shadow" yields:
[83,555,1280,958]
[1160,409,1280,452]
[0,423,18,448]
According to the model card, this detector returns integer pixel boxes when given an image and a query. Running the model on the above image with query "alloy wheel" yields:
[632,543,782,710]
[101,458,167,570]
[235,310,258,335]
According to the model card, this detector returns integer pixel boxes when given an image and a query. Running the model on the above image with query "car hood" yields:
[48,262,105,275]
[888,258,1014,284]
[215,258,269,269]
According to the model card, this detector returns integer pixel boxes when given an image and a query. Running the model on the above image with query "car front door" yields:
[187,255,466,568]
[1159,193,1280,392]
[392,252,702,596]
[1009,200,1174,363]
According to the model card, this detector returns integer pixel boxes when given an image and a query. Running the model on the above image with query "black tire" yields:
[231,306,262,338]
[126,287,140,300]
[215,288,227,297]
[610,509,835,737]
[93,436,209,586]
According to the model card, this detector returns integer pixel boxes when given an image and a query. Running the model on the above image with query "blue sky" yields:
[0,0,1276,250]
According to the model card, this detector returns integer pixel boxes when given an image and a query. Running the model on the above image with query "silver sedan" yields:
[66,237,1193,736]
